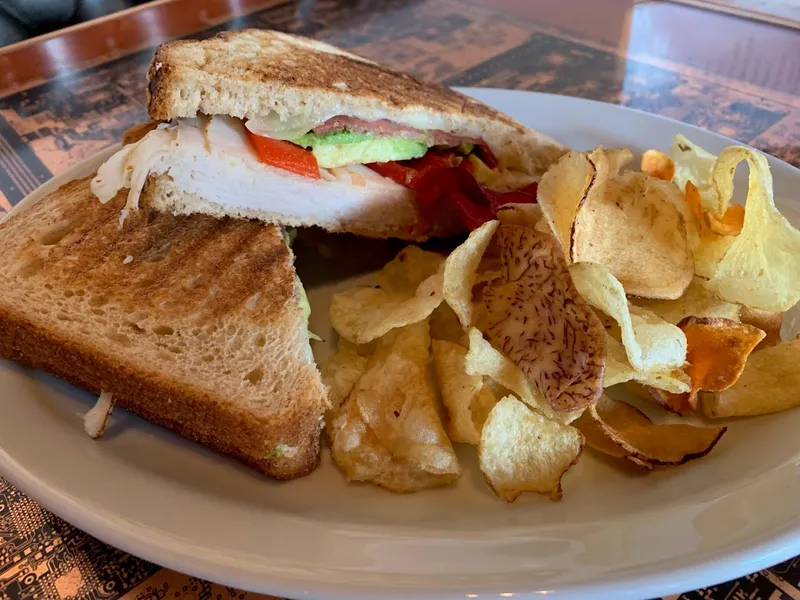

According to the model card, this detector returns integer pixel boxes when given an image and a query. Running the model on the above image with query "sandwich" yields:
[91,29,566,241]
[0,175,328,479]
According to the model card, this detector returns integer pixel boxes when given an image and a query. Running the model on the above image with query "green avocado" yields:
[292,130,427,169]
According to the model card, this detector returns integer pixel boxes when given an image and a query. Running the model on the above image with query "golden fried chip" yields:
[320,342,369,410]
[479,396,584,501]
[703,339,800,418]
[739,306,783,349]
[432,340,498,445]
[707,203,745,237]
[604,333,691,393]
[573,408,653,470]
[589,395,726,465]
[482,225,606,412]
[683,181,737,278]
[429,302,467,344]
[570,262,687,372]
[671,134,718,213]
[443,220,498,329]
[464,328,585,424]
[632,277,740,325]
[354,322,460,476]
[495,203,545,228]
[330,246,444,344]
[641,149,675,181]
[703,147,800,311]
[537,150,596,256]
[570,148,693,299]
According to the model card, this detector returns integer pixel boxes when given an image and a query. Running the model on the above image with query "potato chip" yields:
[495,203,545,228]
[571,148,693,299]
[354,322,460,476]
[432,340,498,444]
[671,134,718,213]
[482,225,606,412]
[641,149,675,182]
[739,306,783,349]
[330,246,444,344]
[603,333,691,393]
[463,328,585,424]
[703,147,800,312]
[429,302,467,345]
[588,395,726,466]
[632,277,740,325]
[320,342,369,410]
[443,220,498,329]
[479,396,584,501]
[537,150,596,256]
[703,340,800,418]
[605,148,634,174]
[570,262,687,373]
[707,203,745,237]
[682,181,737,278]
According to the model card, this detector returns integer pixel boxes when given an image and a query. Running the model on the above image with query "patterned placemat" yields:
[1,1,800,599]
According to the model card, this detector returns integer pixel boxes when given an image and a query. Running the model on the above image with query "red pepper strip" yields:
[368,152,461,190]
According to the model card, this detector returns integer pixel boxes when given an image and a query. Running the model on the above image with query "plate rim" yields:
[2,88,800,600]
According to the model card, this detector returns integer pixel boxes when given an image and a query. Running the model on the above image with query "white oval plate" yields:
[1,89,799,600]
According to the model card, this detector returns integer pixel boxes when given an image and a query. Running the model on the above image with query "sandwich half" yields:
[0,176,328,479]
[92,29,567,240]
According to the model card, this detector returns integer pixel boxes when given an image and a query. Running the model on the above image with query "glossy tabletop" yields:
[0,1,799,599]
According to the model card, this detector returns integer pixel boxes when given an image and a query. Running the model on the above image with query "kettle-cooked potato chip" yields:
[330,246,445,344]
[442,220,498,329]
[321,342,370,411]
[429,302,467,345]
[570,148,693,299]
[641,149,675,182]
[703,147,800,312]
[482,225,606,412]
[632,278,740,325]
[432,339,498,444]
[584,395,726,466]
[703,339,800,418]
[537,150,596,256]
[604,333,691,393]
[570,262,687,373]
[479,396,584,501]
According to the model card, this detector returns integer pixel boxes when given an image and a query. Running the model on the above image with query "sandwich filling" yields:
[92,113,538,234]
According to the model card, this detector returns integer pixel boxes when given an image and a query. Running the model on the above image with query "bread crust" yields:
[0,177,328,479]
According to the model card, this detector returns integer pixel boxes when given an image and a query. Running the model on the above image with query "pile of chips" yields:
[322,135,800,502]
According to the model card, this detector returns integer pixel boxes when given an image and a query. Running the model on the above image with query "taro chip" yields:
[432,340,498,444]
[353,322,460,477]
[703,147,800,312]
[536,150,596,256]
[641,149,675,181]
[482,225,606,412]
[478,396,584,502]
[570,148,693,299]
[464,328,584,424]
[443,220,498,329]
[703,339,800,418]
[330,246,444,344]
[739,307,783,349]
[495,203,545,228]
[569,262,687,373]
[632,278,740,325]
[679,316,765,408]
[588,395,726,466]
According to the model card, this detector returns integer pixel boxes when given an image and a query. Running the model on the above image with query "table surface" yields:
[1,1,799,598]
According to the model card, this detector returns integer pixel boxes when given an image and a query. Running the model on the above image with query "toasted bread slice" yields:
[0,177,328,479]
[146,29,566,176]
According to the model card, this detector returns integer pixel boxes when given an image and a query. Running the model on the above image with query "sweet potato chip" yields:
[537,150,596,256]
[571,148,693,299]
[432,340,498,444]
[482,225,606,412]
[330,246,444,344]
[604,333,691,393]
[641,149,675,182]
[632,277,740,325]
[443,220,498,329]
[353,322,460,477]
[739,307,783,349]
[703,147,800,311]
[570,262,687,372]
[703,340,800,417]
[479,396,584,501]
[588,395,726,466]
[464,328,584,424]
